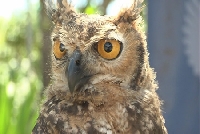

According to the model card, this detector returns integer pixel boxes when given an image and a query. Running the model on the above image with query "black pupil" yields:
[104,42,112,53]
[59,43,65,52]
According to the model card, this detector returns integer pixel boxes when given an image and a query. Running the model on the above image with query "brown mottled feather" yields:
[32,0,167,133]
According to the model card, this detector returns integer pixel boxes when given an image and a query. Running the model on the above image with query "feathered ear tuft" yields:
[113,0,144,25]
[44,0,76,25]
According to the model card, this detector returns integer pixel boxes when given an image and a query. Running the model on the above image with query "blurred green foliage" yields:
[0,2,42,134]
[0,0,147,134]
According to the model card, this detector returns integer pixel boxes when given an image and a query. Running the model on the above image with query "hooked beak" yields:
[66,49,90,93]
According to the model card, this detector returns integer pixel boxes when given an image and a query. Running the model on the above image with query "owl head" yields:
[45,0,156,101]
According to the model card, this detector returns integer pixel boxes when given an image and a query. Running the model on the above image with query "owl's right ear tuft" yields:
[44,0,76,25]
[113,0,144,25]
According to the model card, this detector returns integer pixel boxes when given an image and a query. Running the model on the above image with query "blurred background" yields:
[0,0,199,134]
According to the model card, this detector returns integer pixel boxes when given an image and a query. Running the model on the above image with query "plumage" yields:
[32,0,167,133]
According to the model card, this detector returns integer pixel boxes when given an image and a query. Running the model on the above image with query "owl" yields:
[32,0,167,133]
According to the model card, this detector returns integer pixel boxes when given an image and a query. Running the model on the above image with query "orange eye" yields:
[97,39,122,60]
[53,40,67,59]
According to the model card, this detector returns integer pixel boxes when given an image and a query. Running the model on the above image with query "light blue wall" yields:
[148,0,199,133]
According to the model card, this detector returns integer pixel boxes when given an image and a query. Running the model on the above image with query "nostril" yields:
[76,60,80,66]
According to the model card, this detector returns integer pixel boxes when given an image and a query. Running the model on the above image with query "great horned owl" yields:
[32,0,167,133]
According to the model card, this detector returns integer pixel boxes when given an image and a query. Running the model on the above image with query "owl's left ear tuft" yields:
[113,0,144,25]
[44,0,76,25]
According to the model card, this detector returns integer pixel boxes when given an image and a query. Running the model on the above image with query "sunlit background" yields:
[0,0,199,134]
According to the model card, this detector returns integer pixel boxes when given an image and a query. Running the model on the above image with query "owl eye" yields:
[53,40,67,59]
[96,39,122,60]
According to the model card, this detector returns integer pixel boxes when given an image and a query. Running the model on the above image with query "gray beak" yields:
[66,49,90,93]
